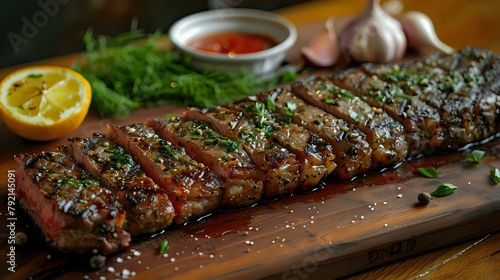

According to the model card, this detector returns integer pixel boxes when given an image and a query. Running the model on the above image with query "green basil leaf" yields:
[490,168,500,184]
[430,183,458,197]
[159,240,169,254]
[466,149,485,163]
[417,166,439,178]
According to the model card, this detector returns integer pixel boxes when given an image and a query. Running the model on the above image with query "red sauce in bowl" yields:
[187,32,278,56]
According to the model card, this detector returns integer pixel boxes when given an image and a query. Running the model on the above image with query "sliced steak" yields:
[13,147,130,254]
[292,76,408,170]
[225,98,337,190]
[106,124,224,225]
[332,68,444,155]
[147,117,265,208]
[363,57,499,148]
[257,88,373,179]
[69,134,175,236]
[185,106,301,197]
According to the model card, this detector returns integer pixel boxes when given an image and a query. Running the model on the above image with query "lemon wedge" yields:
[0,65,91,141]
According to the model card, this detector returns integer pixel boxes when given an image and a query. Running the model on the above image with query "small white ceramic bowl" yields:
[169,8,297,76]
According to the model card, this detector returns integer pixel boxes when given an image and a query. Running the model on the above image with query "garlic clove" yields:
[398,11,454,54]
[302,17,342,67]
[339,0,407,63]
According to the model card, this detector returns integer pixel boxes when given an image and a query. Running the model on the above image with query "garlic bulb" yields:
[339,0,407,63]
[398,11,454,54]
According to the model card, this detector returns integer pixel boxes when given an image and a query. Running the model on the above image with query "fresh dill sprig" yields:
[72,28,279,118]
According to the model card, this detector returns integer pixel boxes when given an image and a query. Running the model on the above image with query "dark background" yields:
[0,0,311,68]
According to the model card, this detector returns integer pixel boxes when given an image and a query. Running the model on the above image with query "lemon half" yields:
[0,65,91,141]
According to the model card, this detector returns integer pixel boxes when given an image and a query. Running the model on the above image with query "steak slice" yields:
[292,76,408,170]
[332,68,444,155]
[106,124,224,225]
[147,117,264,208]
[69,134,175,236]
[257,88,372,179]
[226,99,337,191]
[363,56,499,148]
[185,106,301,197]
[13,147,130,254]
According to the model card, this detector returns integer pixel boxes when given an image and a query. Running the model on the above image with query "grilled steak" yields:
[106,124,224,224]
[69,134,175,236]
[332,68,444,155]
[257,88,373,179]
[185,106,301,197]
[362,54,499,148]
[292,76,409,170]
[12,46,500,256]
[14,147,130,254]
[147,117,265,208]
[225,98,337,190]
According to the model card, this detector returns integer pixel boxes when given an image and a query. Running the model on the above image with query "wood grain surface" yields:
[1,0,500,279]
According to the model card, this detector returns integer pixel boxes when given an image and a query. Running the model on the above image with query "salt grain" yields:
[170,258,176,263]
[133,250,141,256]
[116,257,123,263]
[107,267,115,273]
[122,269,131,278]
[397,194,403,198]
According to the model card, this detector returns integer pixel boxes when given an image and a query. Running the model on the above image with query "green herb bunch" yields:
[72,26,277,118]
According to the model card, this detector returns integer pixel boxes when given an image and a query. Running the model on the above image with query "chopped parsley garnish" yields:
[190,122,241,153]
[158,140,185,161]
[60,177,99,189]
[104,146,133,169]
[238,131,257,142]
[283,100,297,118]
[313,119,323,126]
[348,109,361,122]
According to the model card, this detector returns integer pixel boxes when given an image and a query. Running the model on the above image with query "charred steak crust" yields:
[147,117,265,208]
[257,88,373,179]
[184,106,302,198]
[106,124,224,225]
[14,147,130,254]
[68,134,175,236]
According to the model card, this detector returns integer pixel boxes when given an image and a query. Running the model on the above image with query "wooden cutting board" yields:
[0,102,499,280]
